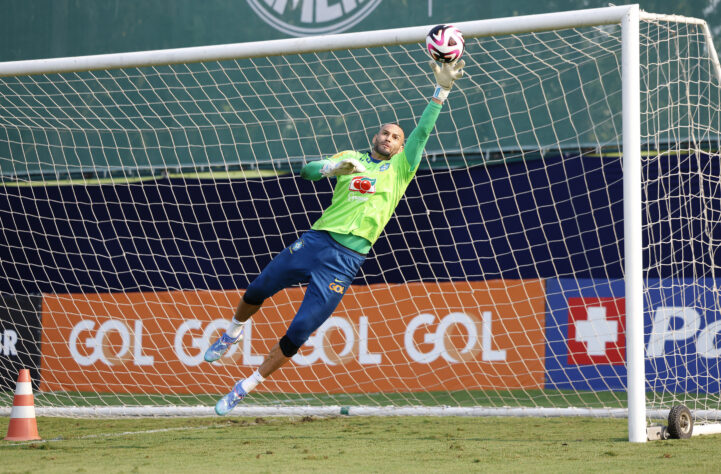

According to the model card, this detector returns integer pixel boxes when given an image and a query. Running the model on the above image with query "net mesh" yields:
[0,17,719,423]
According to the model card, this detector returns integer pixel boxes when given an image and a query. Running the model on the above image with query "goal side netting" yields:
[0,6,720,440]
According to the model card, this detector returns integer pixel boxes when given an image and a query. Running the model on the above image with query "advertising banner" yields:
[39,280,546,394]
[545,278,627,391]
[0,294,43,390]
[644,279,721,393]
[545,278,721,393]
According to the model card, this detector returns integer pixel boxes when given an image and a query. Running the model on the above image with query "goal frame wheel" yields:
[667,405,693,439]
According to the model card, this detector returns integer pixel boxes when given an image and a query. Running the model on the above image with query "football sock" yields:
[227,318,244,339]
[240,370,265,393]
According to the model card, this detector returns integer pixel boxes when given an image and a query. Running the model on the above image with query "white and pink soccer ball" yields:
[426,25,465,63]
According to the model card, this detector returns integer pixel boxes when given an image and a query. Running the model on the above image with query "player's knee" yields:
[242,289,265,306]
[279,334,300,357]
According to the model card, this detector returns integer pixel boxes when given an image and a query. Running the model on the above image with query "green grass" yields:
[1,416,720,473]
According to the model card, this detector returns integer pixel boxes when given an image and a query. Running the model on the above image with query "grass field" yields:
[2,415,721,473]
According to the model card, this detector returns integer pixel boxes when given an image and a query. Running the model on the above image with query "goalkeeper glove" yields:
[320,158,367,177]
[430,59,465,102]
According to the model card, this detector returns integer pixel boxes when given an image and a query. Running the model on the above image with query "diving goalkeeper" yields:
[206,59,465,415]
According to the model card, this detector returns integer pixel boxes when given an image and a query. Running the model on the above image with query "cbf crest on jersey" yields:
[290,239,304,253]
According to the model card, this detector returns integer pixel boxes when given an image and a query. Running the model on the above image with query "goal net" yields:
[0,6,720,440]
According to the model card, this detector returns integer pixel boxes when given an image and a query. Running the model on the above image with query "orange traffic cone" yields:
[4,369,41,441]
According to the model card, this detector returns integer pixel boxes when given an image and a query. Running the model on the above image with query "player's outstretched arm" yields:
[300,157,367,181]
[403,59,465,171]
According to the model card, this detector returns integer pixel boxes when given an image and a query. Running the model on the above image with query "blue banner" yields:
[545,278,627,391]
[545,278,721,393]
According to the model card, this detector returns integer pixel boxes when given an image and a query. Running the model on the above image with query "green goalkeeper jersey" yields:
[302,101,442,254]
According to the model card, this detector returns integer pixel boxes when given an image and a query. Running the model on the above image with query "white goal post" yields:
[1,5,720,444]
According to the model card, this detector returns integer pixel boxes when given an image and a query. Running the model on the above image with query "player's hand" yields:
[430,59,465,91]
[321,158,367,177]
[430,59,464,102]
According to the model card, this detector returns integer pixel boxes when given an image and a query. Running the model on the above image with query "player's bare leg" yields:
[233,299,261,323]
[258,343,291,378]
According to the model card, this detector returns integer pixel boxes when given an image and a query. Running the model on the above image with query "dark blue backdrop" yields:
[0,152,718,294]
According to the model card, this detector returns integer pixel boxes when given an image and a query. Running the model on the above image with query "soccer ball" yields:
[426,25,465,63]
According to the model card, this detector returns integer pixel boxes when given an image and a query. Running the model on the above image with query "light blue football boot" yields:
[215,380,247,416]
[204,331,242,362]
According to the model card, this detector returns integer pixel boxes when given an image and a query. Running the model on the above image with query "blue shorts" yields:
[243,230,366,348]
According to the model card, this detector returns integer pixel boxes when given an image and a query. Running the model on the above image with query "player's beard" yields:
[374,142,392,158]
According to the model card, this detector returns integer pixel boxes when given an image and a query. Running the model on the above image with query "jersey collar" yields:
[367,151,386,164]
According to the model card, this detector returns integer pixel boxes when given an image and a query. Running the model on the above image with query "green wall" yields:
[0,1,717,178]
[1,0,718,61]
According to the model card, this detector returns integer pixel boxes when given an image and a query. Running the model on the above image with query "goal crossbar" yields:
[0,5,695,77]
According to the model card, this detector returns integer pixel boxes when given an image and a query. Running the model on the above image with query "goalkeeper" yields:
[207,59,465,415]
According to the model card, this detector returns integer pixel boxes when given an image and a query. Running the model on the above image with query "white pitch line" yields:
[74,424,223,439]
[0,423,227,446]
